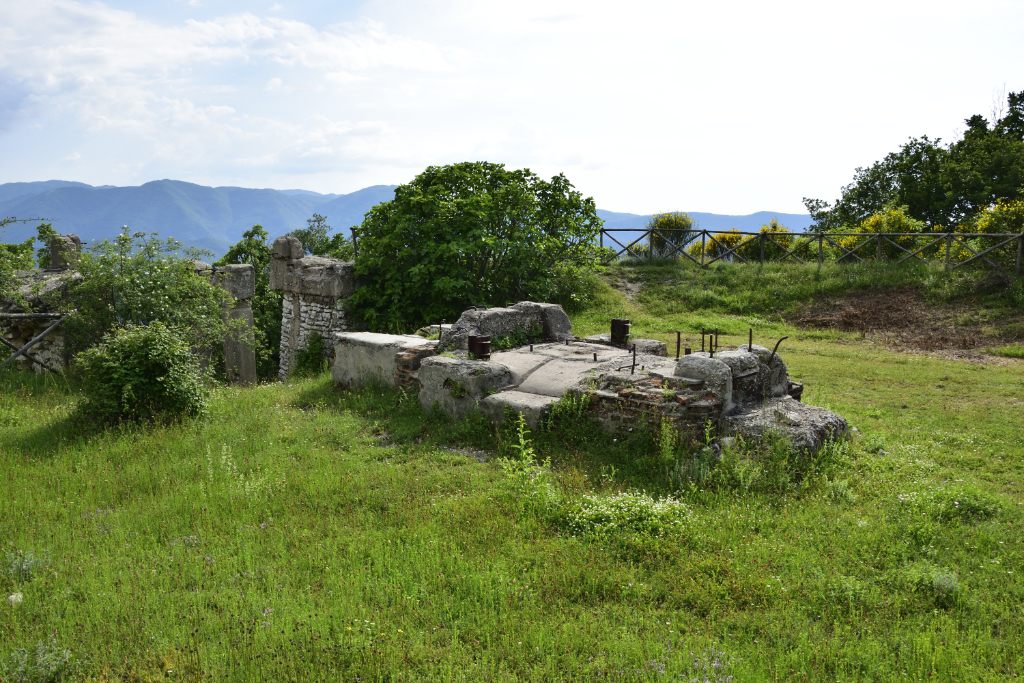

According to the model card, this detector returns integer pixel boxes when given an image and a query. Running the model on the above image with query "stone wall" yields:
[0,316,65,373]
[269,236,357,378]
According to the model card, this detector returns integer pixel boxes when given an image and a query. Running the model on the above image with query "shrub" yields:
[0,636,79,683]
[294,333,329,376]
[559,491,691,539]
[76,322,210,423]
[498,414,557,515]
[61,228,234,359]
[348,162,605,332]
[644,211,698,257]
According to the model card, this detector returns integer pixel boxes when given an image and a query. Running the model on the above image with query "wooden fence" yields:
[599,228,1024,276]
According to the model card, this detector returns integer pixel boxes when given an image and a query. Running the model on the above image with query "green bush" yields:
[294,333,329,376]
[76,322,210,423]
[62,228,233,359]
[348,161,604,332]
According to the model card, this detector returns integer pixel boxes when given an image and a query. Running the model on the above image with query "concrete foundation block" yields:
[333,332,433,387]
[418,356,513,419]
[674,353,734,412]
[481,390,559,429]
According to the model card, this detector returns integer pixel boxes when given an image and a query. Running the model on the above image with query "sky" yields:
[1,0,1022,215]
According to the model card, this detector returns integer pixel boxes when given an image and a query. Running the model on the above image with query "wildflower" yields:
[8,592,23,606]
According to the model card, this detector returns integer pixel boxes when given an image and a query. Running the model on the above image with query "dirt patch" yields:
[792,287,1024,353]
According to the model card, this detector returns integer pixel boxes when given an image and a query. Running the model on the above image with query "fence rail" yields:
[599,228,1024,276]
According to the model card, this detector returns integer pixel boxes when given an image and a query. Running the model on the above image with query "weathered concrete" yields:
[214,263,257,385]
[674,353,734,412]
[722,396,849,453]
[214,264,256,301]
[418,356,513,419]
[269,237,356,377]
[333,332,434,387]
[481,390,558,429]
[48,234,81,269]
[439,302,573,351]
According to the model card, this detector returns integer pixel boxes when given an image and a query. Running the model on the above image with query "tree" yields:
[347,162,605,332]
[215,224,283,379]
[805,91,1024,231]
[644,211,698,257]
[288,213,355,260]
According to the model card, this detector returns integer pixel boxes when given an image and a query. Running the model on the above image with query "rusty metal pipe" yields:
[767,336,789,366]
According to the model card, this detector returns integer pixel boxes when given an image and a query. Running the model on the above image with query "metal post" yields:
[1017,234,1023,276]
[631,344,636,375]
[675,331,680,360]
[945,233,952,270]
[701,327,705,352]
[352,228,358,259]
[749,328,753,351]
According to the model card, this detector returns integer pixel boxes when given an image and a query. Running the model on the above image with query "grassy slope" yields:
[1,262,1023,681]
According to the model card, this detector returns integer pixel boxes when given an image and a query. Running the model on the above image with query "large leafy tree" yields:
[215,224,283,379]
[805,92,1024,230]
[288,213,355,261]
[348,162,604,332]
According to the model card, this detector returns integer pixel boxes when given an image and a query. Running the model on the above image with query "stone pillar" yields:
[214,264,257,385]
[49,234,81,269]
[268,235,357,379]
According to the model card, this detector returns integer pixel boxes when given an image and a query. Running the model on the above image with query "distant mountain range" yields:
[0,180,813,257]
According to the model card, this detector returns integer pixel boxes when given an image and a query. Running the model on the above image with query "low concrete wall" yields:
[333,332,435,387]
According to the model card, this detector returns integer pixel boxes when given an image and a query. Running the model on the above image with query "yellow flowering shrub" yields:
[833,206,929,261]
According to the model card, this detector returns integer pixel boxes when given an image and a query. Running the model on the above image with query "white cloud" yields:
[0,0,1022,211]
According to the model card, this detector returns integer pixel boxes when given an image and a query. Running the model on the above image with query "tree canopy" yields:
[347,162,604,332]
[805,91,1024,231]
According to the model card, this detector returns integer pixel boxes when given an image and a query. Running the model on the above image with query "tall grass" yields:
[1,262,1022,680]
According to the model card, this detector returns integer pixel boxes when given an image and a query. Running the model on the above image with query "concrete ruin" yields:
[268,235,356,379]
[330,301,848,452]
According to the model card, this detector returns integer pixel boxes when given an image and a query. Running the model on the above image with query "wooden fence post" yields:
[818,233,823,266]
[759,233,765,264]
[876,233,883,261]
[701,231,706,268]
[944,233,951,270]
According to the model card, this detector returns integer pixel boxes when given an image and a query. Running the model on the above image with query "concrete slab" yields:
[333,332,433,387]
[481,391,559,429]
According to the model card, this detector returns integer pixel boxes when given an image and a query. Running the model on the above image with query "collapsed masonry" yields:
[329,303,848,452]
[2,234,258,383]
[267,236,847,451]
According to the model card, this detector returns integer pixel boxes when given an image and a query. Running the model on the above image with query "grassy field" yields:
[1,261,1023,681]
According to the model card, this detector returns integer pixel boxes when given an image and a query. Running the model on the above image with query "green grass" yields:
[1,261,1023,681]
[988,343,1024,359]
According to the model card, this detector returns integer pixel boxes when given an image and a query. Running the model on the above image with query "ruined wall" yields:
[269,236,357,378]
[0,316,65,373]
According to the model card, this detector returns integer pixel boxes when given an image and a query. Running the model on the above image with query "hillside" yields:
[1,180,812,257]
[0,181,399,256]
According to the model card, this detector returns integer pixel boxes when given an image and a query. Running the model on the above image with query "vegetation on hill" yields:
[1,262,1021,680]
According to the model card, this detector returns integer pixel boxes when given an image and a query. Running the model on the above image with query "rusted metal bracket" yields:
[767,336,789,366]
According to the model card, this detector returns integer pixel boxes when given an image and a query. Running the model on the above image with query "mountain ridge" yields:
[1,180,813,257]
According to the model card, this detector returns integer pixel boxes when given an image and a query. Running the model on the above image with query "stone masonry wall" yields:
[279,292,351,378]
[0,318,64,373]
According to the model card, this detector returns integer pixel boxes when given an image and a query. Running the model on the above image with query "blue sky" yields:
[1,0,1022,214]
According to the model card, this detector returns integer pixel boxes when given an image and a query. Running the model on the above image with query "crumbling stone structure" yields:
[268,236,356,379]
[0,236,83,373]
[331,302,847,452]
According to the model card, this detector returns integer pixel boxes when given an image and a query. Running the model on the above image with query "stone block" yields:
[214,264,256,300]
[223,300,257,385]
[438,301,574,350]
[418,356,513,419]
[674,353,733,412]
[332,332,431,387]
[721,396,848,453]
[272,235,304,259]
[480,390,559,429]
[48,234,81,269]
